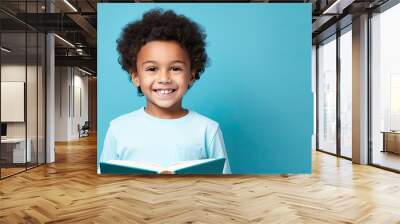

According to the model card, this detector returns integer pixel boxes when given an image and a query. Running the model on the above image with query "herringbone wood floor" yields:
[1,134,400,224]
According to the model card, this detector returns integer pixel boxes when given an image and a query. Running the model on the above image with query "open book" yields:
[100,158,225,174]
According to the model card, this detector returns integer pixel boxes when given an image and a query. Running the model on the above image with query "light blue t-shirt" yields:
[99,107,230,174]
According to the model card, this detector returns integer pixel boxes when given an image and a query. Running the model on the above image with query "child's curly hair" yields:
[116,8,208,96]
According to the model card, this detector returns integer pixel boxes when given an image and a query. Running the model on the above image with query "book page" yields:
[166,158,217,172]
[105,160,166,172]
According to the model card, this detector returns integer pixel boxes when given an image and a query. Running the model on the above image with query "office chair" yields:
[79,121,90,138]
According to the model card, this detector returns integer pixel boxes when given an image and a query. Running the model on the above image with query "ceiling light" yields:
[77,67,93,76]
[54,34,75,48]
[63,0,78,12]
[1,47,11,53]
[322,0,355,15]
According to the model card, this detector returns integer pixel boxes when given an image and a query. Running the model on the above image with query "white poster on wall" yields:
[1,81,25,122]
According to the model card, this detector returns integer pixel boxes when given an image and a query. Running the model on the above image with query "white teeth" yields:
[156,89,173,95]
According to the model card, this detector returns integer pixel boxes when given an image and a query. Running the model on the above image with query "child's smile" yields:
[152,87,177,98]
[132,40,195,118]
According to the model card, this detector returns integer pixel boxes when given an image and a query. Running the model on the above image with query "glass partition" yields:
[0,1,46,179]
[371,3,400,171]
[1,30,28,177]
[339,27,352,158]
[27,30,38,169]
[38,32,45,165]
[317,35,337,155]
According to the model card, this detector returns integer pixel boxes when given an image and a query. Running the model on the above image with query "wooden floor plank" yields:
[1,134,400,223]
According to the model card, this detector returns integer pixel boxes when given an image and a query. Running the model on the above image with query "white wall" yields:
[1,82,25,122]
[55,67,69,141]
[55,67,89,141]
[1,63,46,163]
[1,65,26,133]
[1,65,41,137]
[72,72,89,138]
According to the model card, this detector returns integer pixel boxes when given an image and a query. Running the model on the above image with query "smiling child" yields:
[99,9,230,174]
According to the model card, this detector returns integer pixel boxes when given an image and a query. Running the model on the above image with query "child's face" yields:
[132,40,195,111]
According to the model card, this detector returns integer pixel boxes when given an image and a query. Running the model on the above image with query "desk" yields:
[381,131,400,154]
[1,138,31,163]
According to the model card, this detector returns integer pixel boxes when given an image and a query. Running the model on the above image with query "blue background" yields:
[97,3,312,174]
